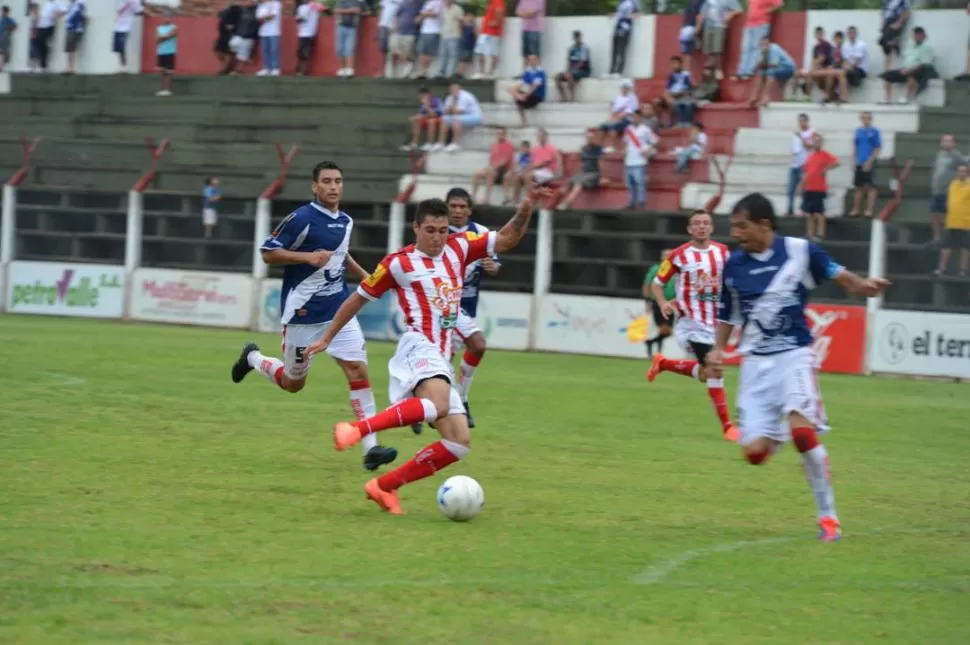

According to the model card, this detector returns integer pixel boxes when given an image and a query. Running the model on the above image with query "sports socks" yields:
[660,357,700,378]
[377,439,469,491]
[354,397,438,436]
[349,380,379,453]
[705,377,733,430]
[792,426,837,520]
[248,350,284,387]
[456,350,482,402]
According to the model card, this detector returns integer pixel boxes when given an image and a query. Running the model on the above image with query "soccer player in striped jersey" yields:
[647,209,740,442]
[303,193,538,515]
[707,193,889,541]
[229,161,399,472]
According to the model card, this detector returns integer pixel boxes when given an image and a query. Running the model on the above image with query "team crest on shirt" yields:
[690,269,721,301]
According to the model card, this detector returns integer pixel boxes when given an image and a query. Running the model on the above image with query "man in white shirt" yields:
[36,0,64,71]
[256,0,282,76]
[433,81,482,152]
[623,109,657,210]
[113,0,143,71]
[829,25,869,103]
[295,0,319,76]
[412,0,441,79]
[599,79,640,153]
[378,0,402,77]
[786,112,815,216]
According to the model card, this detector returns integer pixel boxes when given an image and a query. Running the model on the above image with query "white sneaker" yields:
[603,146,616,154]
[256,69,269,76]
[445,143,459,153]
[400,143,417,152]
[346,68,355,78]
[270,69,280,77]
[471,73,483,80]
[420,142,434,152]
[155,89,172,97]
[431,143,444,152]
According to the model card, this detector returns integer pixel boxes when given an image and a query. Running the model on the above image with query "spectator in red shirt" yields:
[797,133,840,241]
[472,0,505,79]
[470,127,515,204]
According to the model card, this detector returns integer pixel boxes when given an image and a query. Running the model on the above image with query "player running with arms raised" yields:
[304,193,538,515]
[646,209,739,442]
[230,161,399,472]
[706,193,889,541]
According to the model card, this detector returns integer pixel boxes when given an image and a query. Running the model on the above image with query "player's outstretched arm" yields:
[494,189,545,253]
[832,270,891,298]
[261,248,332,267]
[304,292,367,359]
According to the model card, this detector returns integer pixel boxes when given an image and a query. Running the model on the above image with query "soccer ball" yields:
[437,475,484,521]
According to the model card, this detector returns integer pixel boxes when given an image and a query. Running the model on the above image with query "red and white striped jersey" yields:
[357,230,497,357]
[654,241,729,328]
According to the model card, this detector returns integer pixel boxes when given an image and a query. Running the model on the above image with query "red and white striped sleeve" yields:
[654,252,682,285]
[450,230,497,267]
[357,255,398,301]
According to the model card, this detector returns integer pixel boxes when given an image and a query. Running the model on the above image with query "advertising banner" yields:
[723,303,867,375]
[535,293,689,359]
[5,261,125,318]
[130,268,253,328]
[258,278,393,340]
[869,309,970,380]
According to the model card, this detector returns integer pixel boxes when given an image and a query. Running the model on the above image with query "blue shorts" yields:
[599,117,630,134]
[336,24,357,58]
[929,193,947,214]
[765,65,795,82]
[521,30,541,57]
[112,31,128,54]
[441,113,481,128]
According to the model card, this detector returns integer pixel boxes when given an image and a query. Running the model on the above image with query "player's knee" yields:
[340,360,368,382]
[466,335,487,355]
[744,447,771,465]
[791,426,819,453]
[282,377,305,393]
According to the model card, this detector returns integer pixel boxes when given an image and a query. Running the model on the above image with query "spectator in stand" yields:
[747,36,795,107]
[114,0,143,72]
[829,26,869,103]
[733,0,781,81]
[794,27,833,102]
[456,8,475,77]
[514,128,559,201]
[434,80,482,152]
[928,134,968,246]
[880,26,937,104]
[333,0,364,78]
[438,0,463,78]
[502,140,531,204]
[849,111,882,218]
[471,126,515,204]
[0,5,15,72]
[27,3,39,72]
[202,177,221,239]
[509,54,546,126]
[64,0,86,75]
[154,9,177,97]
[879,0,909,72]
[643,249,674,358]
[956,3,970,82]
[229,0,259,75]
[786,112,815,216]
[377,0,401,77]
[36,0,62,72]
[215,1,241,75]
[653,55,694,128]
[393,0,421,78]
[693,63,720,104]
[557,129,606,210]
[295,0,320,76]
[413,0,442,79]
[609,0,641,78]
[623,109,658,210]
[699,0,740,80]
[936,163,970,277]
[555,30,591,102]
[401,86,442,151]
[798,133,839,242]
[472,0,504,79]
[516,0,543,68]
[256,0,281,76]
[678,0,703,75]
[600,79,639,154]
[675,122,707,174]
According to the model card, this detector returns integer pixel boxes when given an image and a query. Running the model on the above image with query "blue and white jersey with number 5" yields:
[719,235,844,357]
[260,201,353,326]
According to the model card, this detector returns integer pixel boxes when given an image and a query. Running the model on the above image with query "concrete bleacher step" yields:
[483,102,758,131]
[711,155,855,191]
[681,182,847,217]
[459,125,736,155]
[799,79,945,108]
[758,103,920,133]
[734,128,897,159]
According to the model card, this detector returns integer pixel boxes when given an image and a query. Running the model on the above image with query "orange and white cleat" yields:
[365,478,404,515]
[818,516,842,542]
[332,422,363,451]
[646,353,665,383]
[723,424,741,442]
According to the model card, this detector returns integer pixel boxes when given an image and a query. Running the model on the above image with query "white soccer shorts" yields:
[674,316,716,354]
[735,346,831,447]
[474,34,501,58]
[388,331,465,415]
[281,318,368,380]
[229,36,254,62]
[450,309,481,354]
[202,208,217,226]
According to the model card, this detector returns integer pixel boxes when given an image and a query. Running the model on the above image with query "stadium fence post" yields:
[387,201,406,253]
[528,207,554,350]
[253,198,271,281]
[2,136,42,312]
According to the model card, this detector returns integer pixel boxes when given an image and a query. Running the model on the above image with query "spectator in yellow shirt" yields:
[937,163,970,277]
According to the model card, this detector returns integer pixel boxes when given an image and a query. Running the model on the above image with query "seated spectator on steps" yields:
[555,30,591,102]
[880,26,937,104]
[401,87,443,151]
[748,36,795,107]
[512,128,560,202]
[675,122,708,173]
[794,26,834,102]
[693,63,720,104]
[557,129,606,210]
[600,79,640,153]
[502,140,532,204]
[471,127,515,205]
[434,81,482,152]
[653,55,694,128]
[509,54,546,126]
[829,26,869,103]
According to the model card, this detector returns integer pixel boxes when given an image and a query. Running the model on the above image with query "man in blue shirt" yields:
[653,55,694,127]
[748,36,796,107]
[849,111,882,217]
[64,0,86,74]
[554,30,591,102]
[707,193,889,542]
[231,161,399,472]
[155,10,178,97]
[508,54,547,127]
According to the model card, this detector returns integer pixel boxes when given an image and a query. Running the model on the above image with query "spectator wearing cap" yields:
[508,54,546,126]
[599,79,639,154]
[555,30,591,102]
[608,0,641,78]
[880,26,937,104]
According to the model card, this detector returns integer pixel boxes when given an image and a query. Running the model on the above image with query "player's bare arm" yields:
[706,321,735,379]
[304,292,367,359]
[650,280,674,316]
[832,270,891,297]
[482,257,500,275]
[493,190,542,253]
[345,253,370,281]
[261,248,333,267]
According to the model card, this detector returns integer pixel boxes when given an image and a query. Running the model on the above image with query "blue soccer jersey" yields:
[448,221,499,318]
[718,235,844,356]
[260,201,354,325]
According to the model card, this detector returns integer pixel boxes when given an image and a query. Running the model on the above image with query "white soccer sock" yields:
[248,350,284,386]
[456,356,480,402]
[691,363,701,380]
[441,438,470,459]
[350,381,379,453]
[801,445,837,520]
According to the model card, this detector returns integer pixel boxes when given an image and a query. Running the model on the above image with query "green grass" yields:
[1,314,969,645]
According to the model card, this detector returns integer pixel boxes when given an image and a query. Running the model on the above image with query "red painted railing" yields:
[132,138,171,192]
[259,143,300,200]
[6,136,42,186]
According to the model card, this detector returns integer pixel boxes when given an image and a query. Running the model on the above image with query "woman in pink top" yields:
[734,0,781,79]
[513,128,559,202]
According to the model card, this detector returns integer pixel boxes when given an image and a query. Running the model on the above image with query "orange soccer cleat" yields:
[332,422,363,451]
[646,353,665,383]
[818,516,842,542]
[365,478,404,515]
[723,424,741,442]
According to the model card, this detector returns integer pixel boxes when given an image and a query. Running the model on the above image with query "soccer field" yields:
[1,315,969,645]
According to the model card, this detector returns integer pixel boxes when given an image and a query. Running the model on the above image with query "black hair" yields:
[848,25,857,31]
[833,30,844,39]
[520,140,531,147]
[312,161,342,182]
[814,26,824,33]
[913,26,925,36]
[445,187,472,206]
[671,55,683,63]
[1,5,9,12]
[418,86,430,94]
[572,30,581,38]
[693,121,704,131]
[798,112,809,120]
[688,209,711,224]
[414,198,449,224]
[731,193,778,231]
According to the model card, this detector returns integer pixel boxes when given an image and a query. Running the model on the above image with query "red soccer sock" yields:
[353,398,435,436]
[660,358,698,378]
[792,426,819,453]
[377,441,459,491]
[705,378,732,429]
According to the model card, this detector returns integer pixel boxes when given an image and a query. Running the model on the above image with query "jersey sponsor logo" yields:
[689,269,720,302]
[271,213,297,238]
[363,264,387,288]
[430,282,463,314]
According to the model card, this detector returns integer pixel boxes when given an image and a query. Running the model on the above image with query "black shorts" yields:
[854,164,875,188]
[298,36,315,61]
[516,92,542,110]
[157,53,176,72]
[214,34,231,54]
[689,341,713,367]
[112,31,128,54]
[942,228,970,250]
[650,300,672,329]
[846,67,866,87]
[801,190,827,215]
[493,166,507,185]
[879,24,905,55]
[65,30,83,53]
